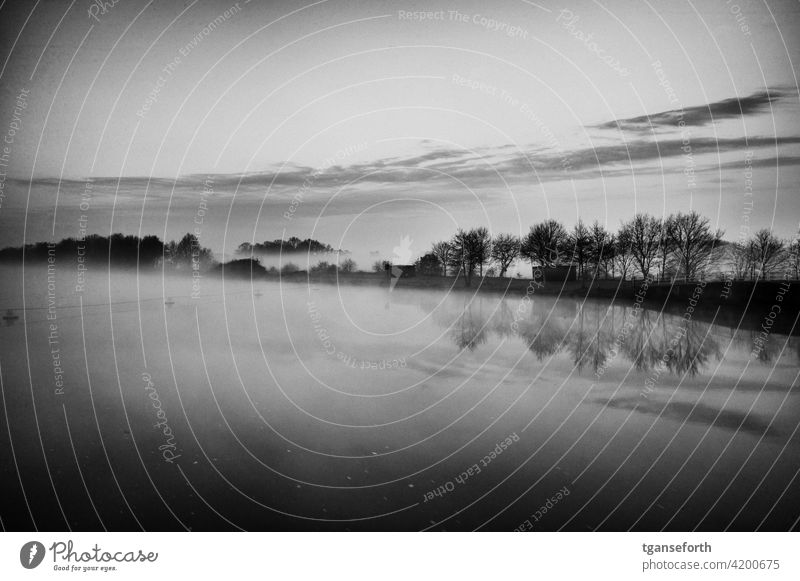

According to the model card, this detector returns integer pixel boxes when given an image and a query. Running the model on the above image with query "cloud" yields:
[15,135,800,205]
[595,88,792,131]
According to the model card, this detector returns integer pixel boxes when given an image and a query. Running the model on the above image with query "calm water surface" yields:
[1,265,798,530]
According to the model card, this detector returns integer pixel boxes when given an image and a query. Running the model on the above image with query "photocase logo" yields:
[392,235,414,264]
[389,235,414,291]
[20,541,45,569]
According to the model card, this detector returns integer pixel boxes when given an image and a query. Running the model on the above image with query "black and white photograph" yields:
[0,0,799,576]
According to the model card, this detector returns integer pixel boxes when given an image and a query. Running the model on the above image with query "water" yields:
[1,265,798,531]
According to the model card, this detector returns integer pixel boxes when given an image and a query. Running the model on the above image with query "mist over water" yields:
[1,264,798,530]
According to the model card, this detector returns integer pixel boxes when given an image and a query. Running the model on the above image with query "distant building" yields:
[540,265,576,282]
[385,263,416,279]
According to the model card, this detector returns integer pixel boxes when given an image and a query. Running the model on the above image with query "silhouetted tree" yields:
[416,252,441,275]
[614,225,635,280]
[589,222,614,278]
[449,229,477,286]
[473,227,492,277]
[431,241,452,276]
[749,228,786,279]
[166,233,214,270]
[568,220,593,279]
[447,228,491,286]
[670,212,722,280]
[787,228,800,279]
[311,260,337,274]
[339,258,357,272]
[138,235,164,268]
[730,240,755,280]
[657,215,677,281]
[238,237,336,255]
[626,213,661,280]
[490,233,520,277]
[521,220,568,273]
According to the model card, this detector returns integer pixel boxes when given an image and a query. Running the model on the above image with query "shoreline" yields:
[271,271,799,336]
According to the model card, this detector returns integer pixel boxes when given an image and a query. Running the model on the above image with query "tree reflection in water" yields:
[432,295,771,376]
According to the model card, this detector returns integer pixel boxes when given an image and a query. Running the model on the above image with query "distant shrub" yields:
[372,260,391,273]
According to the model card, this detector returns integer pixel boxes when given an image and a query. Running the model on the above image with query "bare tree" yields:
[339,258,357,272]
[657,215,677,282]
[749,229,786,279]
[568,220,593,279]
[788,228,800,279]
[431,241,452,276]
[490,233,520,277]
[730,240,756,279]
[473,227,492,277]
[626,213,661,280]
[670,211,722,280]
[448,228,486,287]
[614,225,636,280]
[589,222,614,278]
[521,220,568,275]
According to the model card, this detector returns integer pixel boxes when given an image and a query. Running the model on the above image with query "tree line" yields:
[3,214,797,284]
[237,236,336,255]
[416,212,799,286]
[0,233,215,270]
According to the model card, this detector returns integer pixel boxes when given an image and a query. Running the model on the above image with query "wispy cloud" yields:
[595,88,793,131]
[15,134,800,204]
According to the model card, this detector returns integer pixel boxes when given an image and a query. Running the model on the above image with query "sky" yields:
[0,0,799,267]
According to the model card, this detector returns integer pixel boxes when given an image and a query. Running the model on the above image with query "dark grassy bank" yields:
[247,269,798,336]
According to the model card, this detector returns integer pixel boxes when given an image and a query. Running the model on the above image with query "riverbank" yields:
[265,270,799,336]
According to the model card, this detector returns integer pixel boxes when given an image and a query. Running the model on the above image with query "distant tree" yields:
[568,220,593,279]
[281,262,300,274]
[372,259,391,273]
[431,241,452,276]
[416,252,441,275]
[449,228,490,286]
[339,258,357,273]
[788,228,800,279]
[166,233,214,270]
[0,234,171,270]
[626,213,661,280]
[448,229,474,286]
[730,240,755,280]
[472,227,492,277]
[589,222,614,278]
[670,212,722,280]
[239,237,336,255]
[138,235,164,268]
[490,233,520,277]
[602,233,617,277]
[521,220,568,273]
[657,215,677,282]
[614,225,636,280]
[217,258,267,279]
[749,229,786,279]
[311,260,337,274]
